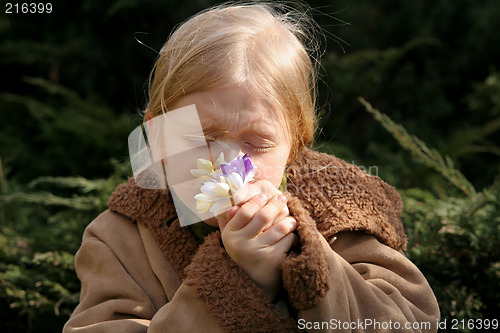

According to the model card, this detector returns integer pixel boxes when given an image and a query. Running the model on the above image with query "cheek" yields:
[252,154,289,188]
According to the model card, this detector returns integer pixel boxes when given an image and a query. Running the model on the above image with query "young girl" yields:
[64,2,440,332]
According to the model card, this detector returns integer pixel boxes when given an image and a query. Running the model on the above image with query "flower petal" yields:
[201,182,217,194]
[213,182,230,196]
[210,198,232,215]
[214,152,225,169]
[234,156,246,173]
[220,163,231,175]
[194,154,257,214]
[190,168,210,178]
[196,200,212,213]
[245,169,256,182]
[243,154,254,173]
[229,172,244,189]
[197,158,214,171]
[194,193,213,202]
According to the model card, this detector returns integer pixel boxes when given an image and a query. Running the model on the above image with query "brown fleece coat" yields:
[63,148,439,332]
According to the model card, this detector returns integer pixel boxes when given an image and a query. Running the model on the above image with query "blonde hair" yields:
[145,1,319,162]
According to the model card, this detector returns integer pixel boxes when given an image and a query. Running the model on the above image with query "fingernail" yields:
[257,194,268,203]
[228,206,239,220]
[277,195,287,204]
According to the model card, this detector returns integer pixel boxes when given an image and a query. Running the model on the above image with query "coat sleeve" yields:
[281,197,441,333]
[62,210,226,333]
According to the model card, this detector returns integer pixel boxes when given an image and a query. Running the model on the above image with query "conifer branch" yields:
[29,176,107,193]
[1,192,101,210]
[359,97,477,198]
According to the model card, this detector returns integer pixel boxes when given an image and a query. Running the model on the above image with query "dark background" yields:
[1,1,499,331]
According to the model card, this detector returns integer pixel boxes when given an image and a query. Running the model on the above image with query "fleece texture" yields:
[286,149,406,251]
[105,148,409,332]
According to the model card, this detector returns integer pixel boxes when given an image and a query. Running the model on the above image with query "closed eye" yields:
[244,141,274,153]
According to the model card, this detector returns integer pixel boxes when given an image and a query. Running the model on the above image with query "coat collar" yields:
[286,148,407,250]
[108,148,407,279]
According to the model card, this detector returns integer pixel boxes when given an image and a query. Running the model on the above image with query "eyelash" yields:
[245,142,273,153]
[204,135,274,153]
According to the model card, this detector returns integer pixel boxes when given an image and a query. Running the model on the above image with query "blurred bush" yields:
[359,99,500,330]
[1,0,499,332]
[0,161,130,332]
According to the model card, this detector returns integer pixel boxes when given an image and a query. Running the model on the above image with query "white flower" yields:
[189,152,225,179]
[191,153,257,215]
[193,177,233,214]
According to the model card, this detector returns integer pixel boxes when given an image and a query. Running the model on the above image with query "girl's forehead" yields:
[171,88,287,135]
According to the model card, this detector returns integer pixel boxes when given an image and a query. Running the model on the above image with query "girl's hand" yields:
[217,180,297,299]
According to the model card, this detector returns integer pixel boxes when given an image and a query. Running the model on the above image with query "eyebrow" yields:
[202,123,229,136]
[241,122,276,138]
[202,120,277,140]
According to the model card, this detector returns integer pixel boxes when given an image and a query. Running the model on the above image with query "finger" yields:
[243,194,289,237]
[217,206,239,232]
[225,194,268,231]
[260,195,290,227]
[257,217,297,247]
[269,231,297,255]
[273,204,290,226]
[233,180,281,206]
[228,205,239,220]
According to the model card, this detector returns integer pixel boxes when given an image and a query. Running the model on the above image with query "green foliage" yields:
[1,0,499,332]
[361,100,500,332]
[0,77,134,181]
[359,98,477,198]
[0,161,129,332]
[446,72,500,159]
[318,0,500,191]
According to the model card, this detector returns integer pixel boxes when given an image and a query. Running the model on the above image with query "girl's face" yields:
[170,87,292,189]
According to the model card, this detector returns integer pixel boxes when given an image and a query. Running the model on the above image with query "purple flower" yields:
[220,154,256,189]
[191,153,257,215]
